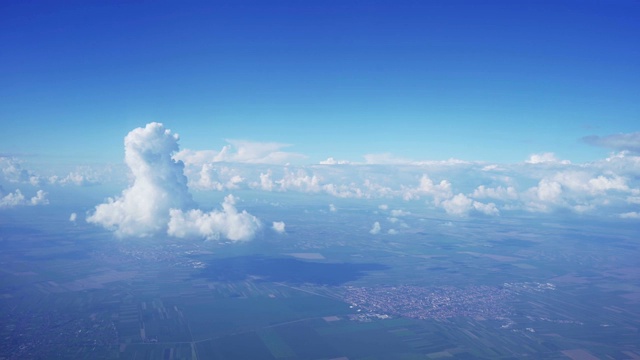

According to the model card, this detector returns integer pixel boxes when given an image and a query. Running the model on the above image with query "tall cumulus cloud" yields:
[87,123,261,240]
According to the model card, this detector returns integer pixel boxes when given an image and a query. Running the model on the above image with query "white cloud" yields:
[363,179,394,198]
[30,190,48,205]
[0,188,48,208]
[378,204,388,210]
[0,189,25,208]
[51,168,102,186]
[403,174,452,202]
[168,195,262,241]
[87,123,261,241]
[551,171,628,195]
[87,123,194,237]
[620,212,640,219]
[585,174,628,194]
[252,168,364,198]
[533,179,563,203]
[46,126,638,220]
[441,193,474,215]
[440,193,498,216]
[277,169,322,192]
[472,185,518,200]
[176,140,305,165]
[255,171,275,191]
[387,229,398,235]
[390,209,410,217]
[69,212,77,222]
[516,169,635,213]
[329,204,337,212]
[472,201,499,216]
[320,157,351,165]
[272,221,286,234]
[322,183,364,198]
[192,164,245,191]
[369,221,381,235]
[525,152,570,165]
[0,157,41,185]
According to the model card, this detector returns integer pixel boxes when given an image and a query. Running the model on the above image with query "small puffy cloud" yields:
[69,213,77,222]
[0,157,41,185]
[52,170,101,186]
[583,132,640,153]
[0,189,25,208]
[277,169,321,192]
[472,201,499,216]
[534,179,563,203]
[87,123,261,241]
[322,183,364,198]
[403,174,452,202]
[390,209,410,217]
[387,229,398,235]
[255,171,275,191]
[551,171,628,195]
[363,180,394,198]
[369,221,381,235]
[191,164,245,191]
[525,152,570,165]
[272,221,286,234]
[441,193,498,216]
[519,170,635,213]
[441,193,474,215]
[320,157,351,165]
[585,174,628,194]
[251,168,364,198]
[378,204,388,210]
[168,195,262,241]
[30,190,48,205]
[0,188,48,208]
[329,204,337,212]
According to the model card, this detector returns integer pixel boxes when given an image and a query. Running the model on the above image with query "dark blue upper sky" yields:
[1,0,639,164]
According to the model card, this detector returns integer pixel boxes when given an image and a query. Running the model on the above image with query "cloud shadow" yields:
[193,255,388,286]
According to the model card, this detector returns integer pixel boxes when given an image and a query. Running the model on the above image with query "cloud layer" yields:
[172,147,640,219]
[5,129,640,222]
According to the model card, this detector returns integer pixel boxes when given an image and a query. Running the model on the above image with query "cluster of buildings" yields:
[343,283,554,321]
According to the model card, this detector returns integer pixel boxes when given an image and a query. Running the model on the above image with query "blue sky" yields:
[2,1,640,232]
[1,0,639,165]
